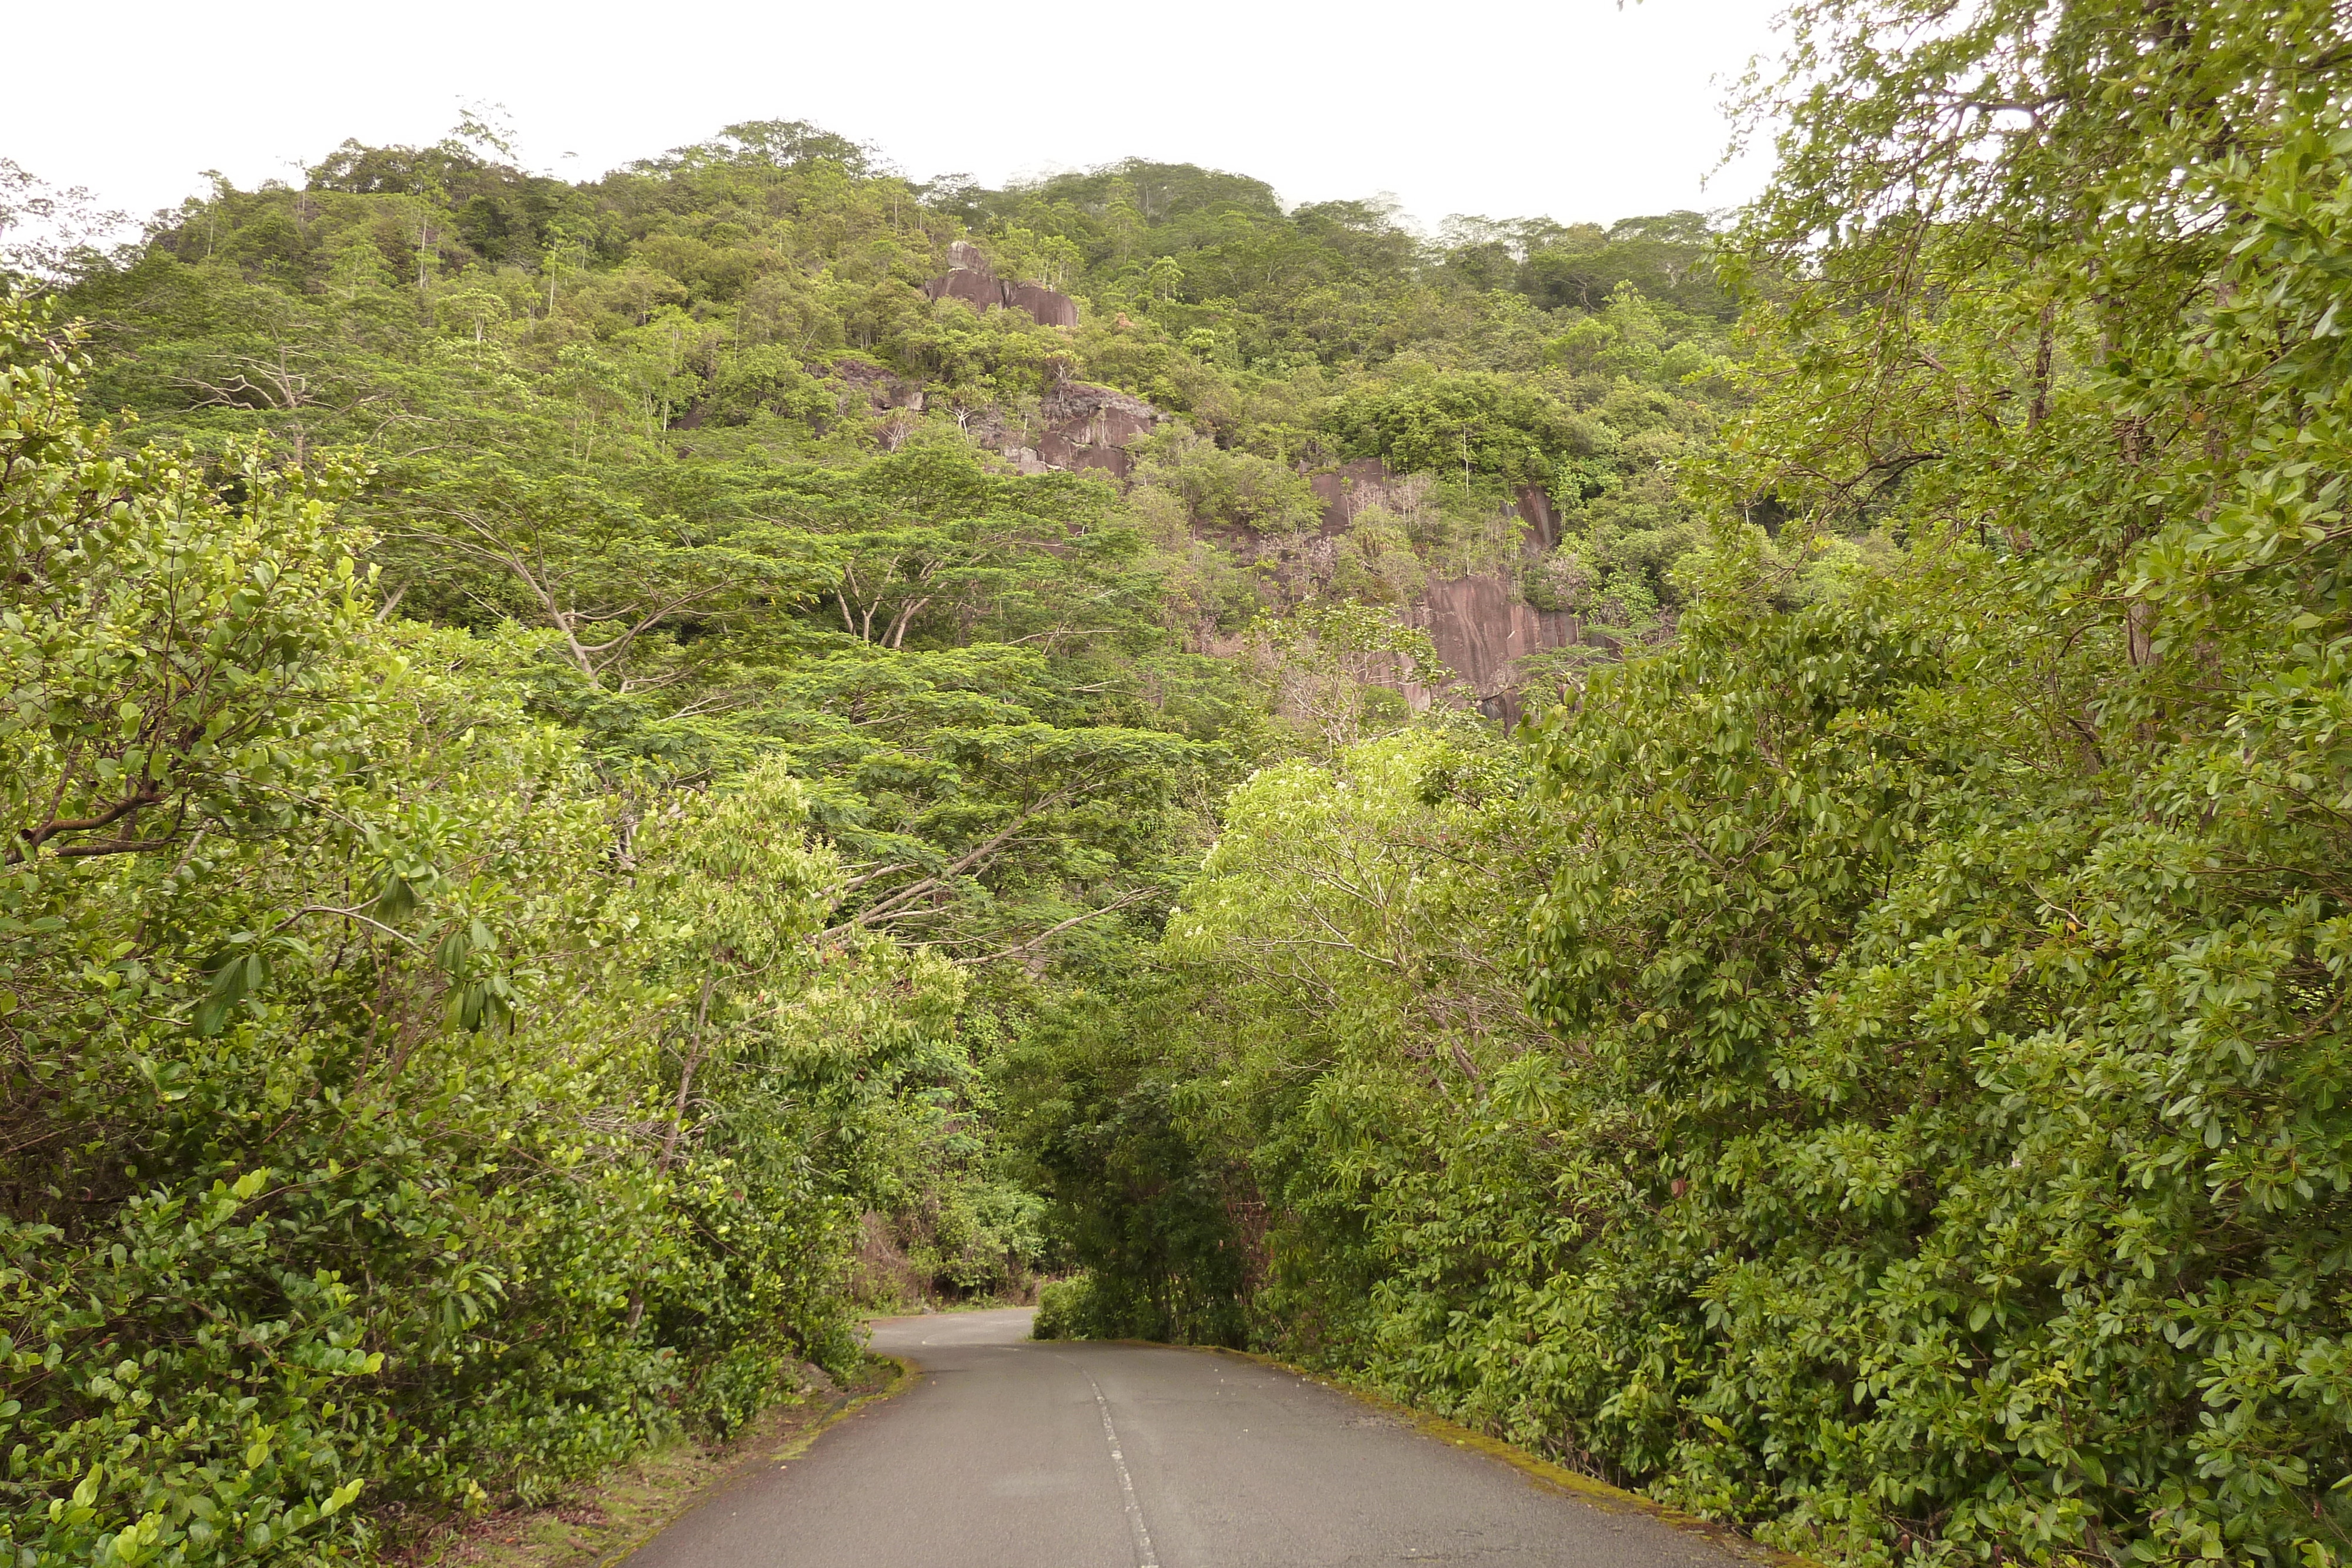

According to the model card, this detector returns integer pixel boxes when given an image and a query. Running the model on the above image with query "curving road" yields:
[622,1307,1746,1568]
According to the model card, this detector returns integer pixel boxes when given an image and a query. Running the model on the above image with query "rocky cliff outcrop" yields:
[1285,456,1597,717]
[1028,381,1161,477]
[823,346,1157,477]
[1307,458,1397,530]
[826,333,1580,719]
[923,242,1081,329]
[829,357,927,411]
[1410,577,1587,726]
[957,379,1165,478]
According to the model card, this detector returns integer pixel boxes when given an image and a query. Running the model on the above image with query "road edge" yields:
[583,1353,917,1568]
[762,1353,918,1472]
[1174,1342,1823,1568]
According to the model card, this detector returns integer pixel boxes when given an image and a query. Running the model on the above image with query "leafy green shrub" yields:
[1134,437,1321,534]
[0,293,940,1566]
[1030,1276,1094,1340]
[1327,369,1581,489]
[707,344,832,426]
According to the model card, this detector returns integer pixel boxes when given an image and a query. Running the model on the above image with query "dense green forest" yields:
[6,0,2351,1564]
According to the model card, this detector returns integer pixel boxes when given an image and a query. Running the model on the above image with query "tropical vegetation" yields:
[7,0,2351,1563]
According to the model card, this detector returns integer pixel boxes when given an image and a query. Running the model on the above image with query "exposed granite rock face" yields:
[1042,380,1160,450]
[828,357,926,411]
[1513,484,1561,550]
[930,268,1005,313]
[1264,456,1602,720]
[1408,577,1585,726]
[923,243,1081,329]
[1308,458,1398,530]
[823,348,1157,482]
[1007,282,1079,329]
[967,379,1160,477]
[1069,444,1134,480]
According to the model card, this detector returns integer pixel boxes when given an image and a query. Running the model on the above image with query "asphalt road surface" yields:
[623,1307,1745,1568]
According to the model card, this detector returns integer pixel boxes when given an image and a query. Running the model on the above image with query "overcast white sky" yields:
[8,0,1784,234]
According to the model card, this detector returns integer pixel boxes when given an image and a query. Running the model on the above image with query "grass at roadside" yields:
[409,1355,911,1568]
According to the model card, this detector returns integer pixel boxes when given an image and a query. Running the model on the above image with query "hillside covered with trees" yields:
[6,0,2351,1564]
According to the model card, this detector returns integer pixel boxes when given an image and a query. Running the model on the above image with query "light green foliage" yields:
[1168,728,1534,1045]
[1328,369,1590,491]
[1237,604,1448,756]
[0,294,1034,1563]
[1003,724,1549,1349]
[1021,6,2352,1568]
[1028,1273,1093,1340]
[1,442,367,888]
[1129,436,1323,536]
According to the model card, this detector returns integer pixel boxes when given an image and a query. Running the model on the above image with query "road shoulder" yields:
[416,1355,914,1568]
[1168,1342,1819,1568]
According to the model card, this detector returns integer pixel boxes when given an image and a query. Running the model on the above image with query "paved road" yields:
[624,1308,1743,1568]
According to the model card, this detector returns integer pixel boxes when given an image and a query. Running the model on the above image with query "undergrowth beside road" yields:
[424,1357,907,1568]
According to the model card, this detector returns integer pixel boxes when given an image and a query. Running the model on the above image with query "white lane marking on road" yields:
[1058,1357,1159,1568]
